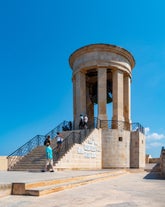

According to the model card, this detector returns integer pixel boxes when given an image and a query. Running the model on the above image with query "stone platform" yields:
[0,170,165,207]
[0,169,126,197]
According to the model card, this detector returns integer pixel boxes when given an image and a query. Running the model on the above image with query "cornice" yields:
[69,43,135,69]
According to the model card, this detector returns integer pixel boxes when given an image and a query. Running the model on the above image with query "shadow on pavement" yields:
[143,171,164,180]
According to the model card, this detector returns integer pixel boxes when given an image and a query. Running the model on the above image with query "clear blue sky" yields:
[0,0,165,157]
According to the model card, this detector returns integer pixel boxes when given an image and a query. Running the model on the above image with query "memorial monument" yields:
[69,43,145,168]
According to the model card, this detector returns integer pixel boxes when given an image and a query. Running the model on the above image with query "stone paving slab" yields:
[11,170,126,196]
[0,171,165,207]
[0,170,117,185]
[0,170,123,198]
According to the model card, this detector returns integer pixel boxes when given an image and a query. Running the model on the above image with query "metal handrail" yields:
[7,134,45,170]
[7,118,144,170]
[131,122,145,134]
[7,121,71,170]
[57,120,144,165]
[53,128,95,163]
[97,119,145,134]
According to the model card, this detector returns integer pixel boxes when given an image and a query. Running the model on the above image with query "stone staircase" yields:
[55,128,102,170]
[10,146,46,171]
[10,129,101,172]
[10,131,72,171]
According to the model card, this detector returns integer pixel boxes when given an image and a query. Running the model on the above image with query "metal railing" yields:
[98,120,130,130]
[45,120,72,138]
[7,121,71,170]
[97,119,145,134]
[71,118,144,134]
[53,128,94,163]
[7,118,145,170]
[131,122,145,134]
[7,135,45,170]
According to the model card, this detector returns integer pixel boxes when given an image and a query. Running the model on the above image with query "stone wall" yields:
[2,129,146,171]
[56,128,146,170]
[149,158,160,163]
[55,129,102,170]
[102,129,131,168]
[130,131,145,168]
[160,148,165,178]
[0,156,8,171]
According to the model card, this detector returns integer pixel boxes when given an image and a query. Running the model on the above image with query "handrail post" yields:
[79,131,81,144]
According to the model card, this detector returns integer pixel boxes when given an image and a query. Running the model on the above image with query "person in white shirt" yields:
[79,114,84,129]
[56,132,63,151]
[83,115,88,129]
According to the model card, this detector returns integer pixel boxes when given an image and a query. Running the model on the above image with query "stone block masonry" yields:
[55,129,102,170]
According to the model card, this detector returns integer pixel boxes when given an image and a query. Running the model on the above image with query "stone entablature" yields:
[69,44,135,78]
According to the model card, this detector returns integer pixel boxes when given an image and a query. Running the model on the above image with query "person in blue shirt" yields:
[44,142,54,172]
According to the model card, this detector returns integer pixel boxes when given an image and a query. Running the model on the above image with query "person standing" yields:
[44,142,54,172]
[79,114,84,129]
[83,114,88,129]
[69,121,72,130]
[44,135,51,146]
[56,132,63,152]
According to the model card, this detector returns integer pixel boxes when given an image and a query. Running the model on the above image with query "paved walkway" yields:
[0,169,115,184]
[0,170,165,207]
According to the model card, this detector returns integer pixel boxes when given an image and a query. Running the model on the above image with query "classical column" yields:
[97,68,108,127]
[72,76,76,129]
[74,71,86,129]
[86,84,94,128]
[112,69,124,129]
[124,74,131,130]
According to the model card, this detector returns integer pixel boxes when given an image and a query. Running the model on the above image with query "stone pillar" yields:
[74,71,86,129]
[124,74,131,130]
[112,69,124,129]
[97,68,108,128]
[72,76,76,129]
[86,84,94,128]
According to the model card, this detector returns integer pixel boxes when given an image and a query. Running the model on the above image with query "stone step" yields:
[10,129,93,171]
[12,170,127,196]
[16,159,45,162]
[11,165,45,170]
[12,166,45,169]
[15,160,45,164]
